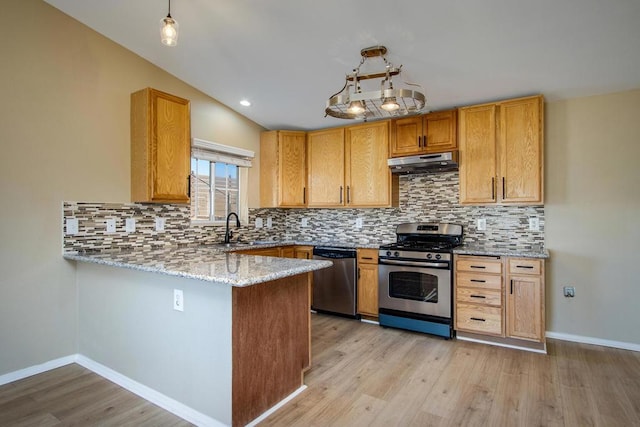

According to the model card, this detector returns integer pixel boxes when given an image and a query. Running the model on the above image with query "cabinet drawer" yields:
[456,258,502,274]
[508,258,542,275]
[456,304,503,335]
[357,248,378,264]
[456,272,502,291]
[456,288,502,307]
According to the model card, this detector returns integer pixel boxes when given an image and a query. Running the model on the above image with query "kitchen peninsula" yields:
[64,246,331,427]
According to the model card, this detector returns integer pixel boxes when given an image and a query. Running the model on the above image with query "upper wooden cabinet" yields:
[131,88,191,204]
[307,128,345,207]
[260,130,307,208]
[307,122,396,208]
[458,95,543,205]
[390,110,457,157]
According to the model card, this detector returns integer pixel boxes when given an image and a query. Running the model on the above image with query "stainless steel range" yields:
[378,223,463,338]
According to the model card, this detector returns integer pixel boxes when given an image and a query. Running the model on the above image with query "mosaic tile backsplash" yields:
[63,172,544,253]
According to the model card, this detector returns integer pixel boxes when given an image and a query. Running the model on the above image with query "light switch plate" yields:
[105,218,116,233]
[255,218,263,228]
[266,217,273,228]
[529,217,540,231]
[66,218,78,235]
[477,218,487,231]
[125,218,136,233]
[355,218,363,229]
[301,217,309,227]
[155,217,166,232]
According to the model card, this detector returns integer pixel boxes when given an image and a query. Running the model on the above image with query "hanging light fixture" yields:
[325,46,426,120]
[160,0,179,47]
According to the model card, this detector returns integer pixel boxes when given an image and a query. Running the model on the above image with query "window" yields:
[189,138,254,224]
[190,159,239,222]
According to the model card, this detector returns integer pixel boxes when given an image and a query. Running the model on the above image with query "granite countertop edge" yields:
[453,244,549,259]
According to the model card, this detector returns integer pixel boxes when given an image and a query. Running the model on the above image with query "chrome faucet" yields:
[224,212,240,243]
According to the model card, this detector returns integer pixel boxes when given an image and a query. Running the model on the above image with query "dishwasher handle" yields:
[313,247,357,259]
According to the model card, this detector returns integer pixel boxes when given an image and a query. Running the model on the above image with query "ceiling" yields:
[44,0,640,131]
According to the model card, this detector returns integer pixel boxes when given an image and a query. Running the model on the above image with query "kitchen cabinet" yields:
[458,95,543,205]
[307,128,345,207]
[131,88,191,203]
[234,247,281,257]
[280,246,295,258]
[506,258,545,342]
[294,246,314,260]
[307,122,396,207]
[357,248,379,317]
[260,130,307,207]
[454,255,504,336]
[390,110,457,157]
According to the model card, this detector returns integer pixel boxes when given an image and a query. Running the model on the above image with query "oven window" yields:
[389,271,438,303]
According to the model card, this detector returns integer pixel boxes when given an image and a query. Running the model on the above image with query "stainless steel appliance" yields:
[378,223,463,338]
[387,152,458,174]
[312,247,358,317]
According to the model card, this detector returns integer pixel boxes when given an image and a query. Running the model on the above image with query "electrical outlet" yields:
[563,286,576,298]
[125,218,136,233]
[173,289,184,311]
[301,217,309,227]
[266,217,273,228]
[105,218,116,233]
[529,217,540,231]
[355,218,363,229]
[155,217,166,232]
[477,218,487,231]
[66,218,78,235]
[255,217,263,228]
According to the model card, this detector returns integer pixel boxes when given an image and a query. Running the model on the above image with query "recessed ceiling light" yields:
[240,99,251,107]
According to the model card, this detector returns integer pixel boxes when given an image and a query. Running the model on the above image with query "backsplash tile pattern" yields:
[63,172,544,253]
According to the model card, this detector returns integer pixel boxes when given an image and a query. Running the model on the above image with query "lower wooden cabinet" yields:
[235,247,281,257]
[357,249,379,317]
[280,246,295,258]
[294,246,314,260]
[454,254,546,348]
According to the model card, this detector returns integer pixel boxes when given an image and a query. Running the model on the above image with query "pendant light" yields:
[325,46,425,120]
[160,0,179,47]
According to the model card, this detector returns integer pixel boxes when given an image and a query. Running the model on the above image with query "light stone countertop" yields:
[64,245,332,287]
[453,244,549,259]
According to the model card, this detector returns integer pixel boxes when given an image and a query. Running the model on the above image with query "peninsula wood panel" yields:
[131,88,190,203]
[346,121,391,206]
[232,273,310,427]
[458,104,497,204]
[307,128,345,207]
[499,95,544,204]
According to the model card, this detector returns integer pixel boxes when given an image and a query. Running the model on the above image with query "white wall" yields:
[0,0,262,376]
[545,90,640,345]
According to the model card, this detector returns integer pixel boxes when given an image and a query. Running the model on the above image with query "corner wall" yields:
[0,0,262,376]
[545,90,640,345]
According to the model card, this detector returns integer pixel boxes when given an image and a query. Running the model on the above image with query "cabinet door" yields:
[294,246,313,260]
[346,121,391,207]
[279,131,307,207]
[498,96,543,204]
[280,246,295,258]
[459,104,497,204]
[390,116,423,157]
[424,110,457,153]
[507,275,543,341]
[357,263,379,317]
[307,128,345,206]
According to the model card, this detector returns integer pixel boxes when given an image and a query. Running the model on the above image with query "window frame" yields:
[190,158,241,225]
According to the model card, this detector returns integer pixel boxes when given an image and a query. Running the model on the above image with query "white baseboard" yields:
[75,355,225,427]
[546,331,640,352]
[246,384,307,427]
[0,355,76,386]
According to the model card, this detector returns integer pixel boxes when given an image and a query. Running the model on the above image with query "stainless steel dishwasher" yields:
[312,247,358,317]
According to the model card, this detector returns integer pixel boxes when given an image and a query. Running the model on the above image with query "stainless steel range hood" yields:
[388,152,459,174]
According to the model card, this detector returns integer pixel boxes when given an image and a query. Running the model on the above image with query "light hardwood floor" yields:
[1,314,639,426]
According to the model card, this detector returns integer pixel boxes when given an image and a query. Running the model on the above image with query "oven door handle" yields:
[379,259,449,269]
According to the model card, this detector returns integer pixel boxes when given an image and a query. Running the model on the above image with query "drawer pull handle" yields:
[470,279,486,283]
[470,265,486,269]
[516,265,534,269]
[470,317,486,322]
[470,294,486,299]
[362,257,373,260]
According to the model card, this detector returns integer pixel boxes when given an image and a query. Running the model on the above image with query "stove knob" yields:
[435,254,442,260]
[426,253,432,259]
[393,252,400,257]
[386,251,392,257]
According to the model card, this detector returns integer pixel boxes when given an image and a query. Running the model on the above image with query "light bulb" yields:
[381,97,400,112]
[160,16,179,46]
[347,100,365,115]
